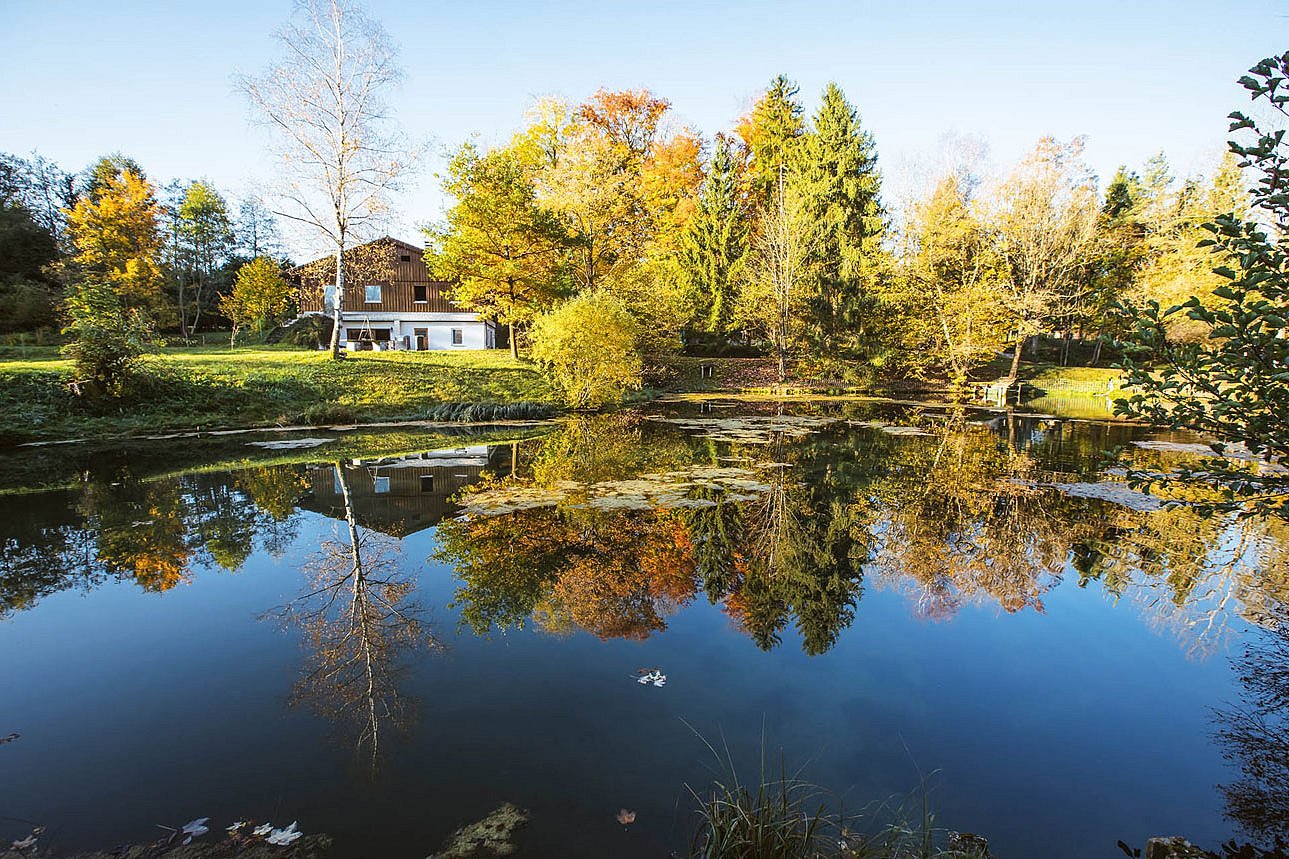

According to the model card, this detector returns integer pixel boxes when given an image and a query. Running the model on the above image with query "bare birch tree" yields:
[237,0,417,358]
[740,169,818,382]
[987,137,1100,382]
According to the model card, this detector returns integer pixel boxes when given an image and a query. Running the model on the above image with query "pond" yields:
[1,401,1286,858]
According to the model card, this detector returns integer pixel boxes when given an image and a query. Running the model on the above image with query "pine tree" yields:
[794,82,886,358]
[679,135,749,334]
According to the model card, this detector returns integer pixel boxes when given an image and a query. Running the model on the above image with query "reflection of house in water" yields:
[303,446,506,537]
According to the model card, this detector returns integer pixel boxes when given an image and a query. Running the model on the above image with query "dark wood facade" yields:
[301,447,507,537]
[296,237,467,315]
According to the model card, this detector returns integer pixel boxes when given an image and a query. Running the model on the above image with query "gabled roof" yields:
[293,236,423,272]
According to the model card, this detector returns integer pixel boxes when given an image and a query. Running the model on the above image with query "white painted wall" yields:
[398,320,488,350]
[336,312,492,351]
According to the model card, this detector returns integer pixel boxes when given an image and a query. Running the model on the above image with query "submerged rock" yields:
[427,803,529,859]
[946,831,993,858]
[1144,837,1216,859]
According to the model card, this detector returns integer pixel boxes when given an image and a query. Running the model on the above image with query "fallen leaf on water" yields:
[11,835,37,850]
[616,809,637,825]
[182,818,210,837]
[226,821,248,834]
[0,732,19,744]
[267,822,302,845]
[252,823,274,837]
[636,670,666,687]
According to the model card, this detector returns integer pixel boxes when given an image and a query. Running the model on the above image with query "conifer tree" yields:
[679,135,749,334]
[794,82,886,357]
[740,75,806,207]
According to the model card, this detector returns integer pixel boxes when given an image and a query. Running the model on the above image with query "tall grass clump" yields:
[685,730,991,859]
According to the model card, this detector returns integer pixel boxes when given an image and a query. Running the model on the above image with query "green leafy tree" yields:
[425,144,569,358]
[60,279,154,395]
[680,134,750,335]
[794,82,887,359]
[175,180,235,337]
[529,291,643,407]
[887,175,1009,389]
[1114,52,1289,519]
[220,256,292,346]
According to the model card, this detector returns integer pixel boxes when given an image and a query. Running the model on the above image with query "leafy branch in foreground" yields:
[1113,51,1289,519]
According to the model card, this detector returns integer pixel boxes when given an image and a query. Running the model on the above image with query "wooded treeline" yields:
[0,151,290,337]
[425,76,1247,388]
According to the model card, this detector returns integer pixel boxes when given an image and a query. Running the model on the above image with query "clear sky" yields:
[2,0,1285,255]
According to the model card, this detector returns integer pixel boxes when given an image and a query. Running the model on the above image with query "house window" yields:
[413,284,428,303]
[365,284,382,303]
[323,284,337,309]
[400,254,411,262]
[451,328,463,345]
[699,364,715,379]
[420,474,434,492]
[373,475,390,494]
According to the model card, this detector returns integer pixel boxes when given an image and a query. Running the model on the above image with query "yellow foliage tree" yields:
[66,160,169,323]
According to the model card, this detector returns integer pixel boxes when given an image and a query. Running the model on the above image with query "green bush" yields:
[530,292,642,408]
[60,281,154,397]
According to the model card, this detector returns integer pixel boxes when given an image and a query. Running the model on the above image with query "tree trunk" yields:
[509,322,518,360]
[1091,336,1104,365]
[777,342,786,384]
[329,239,345,359]
[229,324,238,349]
[1007,334,1026,382]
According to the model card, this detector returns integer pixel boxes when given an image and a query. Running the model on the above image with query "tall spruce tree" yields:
[795,82,885,357]
[680,135,749,334]
[741,75,806,207]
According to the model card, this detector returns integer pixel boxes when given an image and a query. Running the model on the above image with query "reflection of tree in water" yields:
[1075,506,1289,659]
[275,464,441,776]
[1215,602,1289,850]
[0,466,306,618]
[438,414,868,654]
[868,416,1084,618]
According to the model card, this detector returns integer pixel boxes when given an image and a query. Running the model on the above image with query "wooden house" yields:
[295,237,497,351]
[301,445,509,537]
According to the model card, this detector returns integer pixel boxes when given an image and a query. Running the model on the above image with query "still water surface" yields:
[1,401,1285,857]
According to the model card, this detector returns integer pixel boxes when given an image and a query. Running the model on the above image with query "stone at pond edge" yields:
[0,834,333,859]
[946,831,993,858]
[428,802,529,859]
[1144,837,1217,859]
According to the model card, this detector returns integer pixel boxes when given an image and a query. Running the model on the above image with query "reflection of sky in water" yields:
[0,404,1283,858]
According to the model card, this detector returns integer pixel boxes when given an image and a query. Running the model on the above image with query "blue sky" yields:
[1,0,1284,253]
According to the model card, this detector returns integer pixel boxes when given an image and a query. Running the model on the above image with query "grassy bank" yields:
[0,345,558,444]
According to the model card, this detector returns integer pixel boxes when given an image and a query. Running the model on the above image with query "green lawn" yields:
[0,346,558,443]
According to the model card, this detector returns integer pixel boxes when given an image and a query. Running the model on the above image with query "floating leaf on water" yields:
[226,821,248,834]
[11,834,37,850]
[182,818,210,838]
[637,670,666,687]
[1051,482,1164,512]
[252,823,274,837]
[0,732,19,744]
[266,821,302,845]
[247,437,335,450]
[616,809,637,825]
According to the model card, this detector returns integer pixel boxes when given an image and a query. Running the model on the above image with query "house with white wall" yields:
[296,237,496,351]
